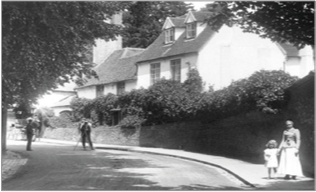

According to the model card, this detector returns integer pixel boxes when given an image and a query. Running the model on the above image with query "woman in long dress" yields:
[278,119,303,179]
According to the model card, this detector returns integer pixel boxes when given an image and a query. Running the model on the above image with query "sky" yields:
[186,1,213,10]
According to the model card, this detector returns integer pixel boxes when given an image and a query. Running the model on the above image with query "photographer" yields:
[78,119,94,150]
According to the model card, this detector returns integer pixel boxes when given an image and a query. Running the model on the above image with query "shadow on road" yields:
[3,142,247,190]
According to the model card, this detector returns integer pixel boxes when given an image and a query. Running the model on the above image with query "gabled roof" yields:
[136,11,217,63]
[278,42,300,57]
[136,24,215,63]
[51,94,76,108]
[162,17,186,29]
[78,48,145,88]
[170,18,186,28]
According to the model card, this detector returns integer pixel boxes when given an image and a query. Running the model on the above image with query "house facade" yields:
[70,11,314,101]
[135,11,314,91]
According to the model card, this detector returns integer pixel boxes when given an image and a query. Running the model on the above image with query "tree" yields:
[33,107,55,139]
[2,1,129,153]
[122,1,193,48]
[205,1,314,49]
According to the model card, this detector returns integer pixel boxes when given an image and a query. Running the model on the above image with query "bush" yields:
[196,70,298,122]
[145,79,190,124]
[70,97,93,121]
[117,69,205,126]
[49,112,79,128]
[91,93,118,125]
[183,68,204,94]
[118,88,147,120]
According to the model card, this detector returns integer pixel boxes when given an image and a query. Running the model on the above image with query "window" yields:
[96,85,104,97]
[186,22,196,39]
[170,59,181,82]
[150,63,161,85]
[165,28,175,44]
[117,82,125,95]
[111,110,121,126]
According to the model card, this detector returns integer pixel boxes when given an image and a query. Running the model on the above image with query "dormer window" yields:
[165,28,175,44]
[186,22,196,39]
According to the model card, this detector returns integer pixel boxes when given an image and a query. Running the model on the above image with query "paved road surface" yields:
[2,141,248,190]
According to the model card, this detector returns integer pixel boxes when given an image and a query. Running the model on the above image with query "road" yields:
[2,141,248,190]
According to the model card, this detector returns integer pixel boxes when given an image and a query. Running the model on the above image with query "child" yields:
[264,140,279,179]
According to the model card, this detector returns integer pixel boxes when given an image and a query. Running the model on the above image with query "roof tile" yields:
[278,42,300,57]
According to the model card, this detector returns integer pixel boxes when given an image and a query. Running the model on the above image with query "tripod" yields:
[73,133,82,151]
[73,128,87,151]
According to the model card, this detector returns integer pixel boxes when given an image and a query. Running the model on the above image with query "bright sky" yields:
[186,1,213,10]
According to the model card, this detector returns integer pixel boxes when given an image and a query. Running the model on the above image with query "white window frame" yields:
[165,28,175,44]
[150,63,161,85]
[170,59,181,82]
[186,22,196,39]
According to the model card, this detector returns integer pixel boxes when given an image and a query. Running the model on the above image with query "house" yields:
[135,11,314,91]
[77,11,314,99]
[277,42,314,78]
[76,47,145,99]
[36,82,77,116]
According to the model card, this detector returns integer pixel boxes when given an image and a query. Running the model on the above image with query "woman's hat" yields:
[27,117,33,121]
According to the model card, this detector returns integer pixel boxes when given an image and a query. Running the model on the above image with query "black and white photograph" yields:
[2,1,315,190]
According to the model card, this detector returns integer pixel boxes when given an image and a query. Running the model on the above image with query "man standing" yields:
[25,117,34,151]
[78,119,94,150]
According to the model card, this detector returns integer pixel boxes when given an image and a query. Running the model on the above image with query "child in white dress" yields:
[264,140,279,179]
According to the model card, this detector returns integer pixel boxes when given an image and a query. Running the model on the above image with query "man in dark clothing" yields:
[25,117,34,151]
[78,120,94,150]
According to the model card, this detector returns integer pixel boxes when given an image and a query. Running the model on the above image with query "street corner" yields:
[2,150,28,181]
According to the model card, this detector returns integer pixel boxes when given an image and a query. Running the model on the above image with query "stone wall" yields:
[43,126,140,146]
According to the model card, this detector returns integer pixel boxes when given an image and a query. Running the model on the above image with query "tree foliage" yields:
[33,107,54,127]
[122,1,193,48]
[2,1,128,108]
[205,1,314,48]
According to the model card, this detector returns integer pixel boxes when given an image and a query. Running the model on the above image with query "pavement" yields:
[2,138,315,190]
